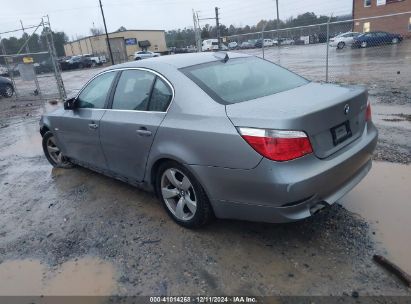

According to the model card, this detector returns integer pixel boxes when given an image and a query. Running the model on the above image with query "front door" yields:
[56,71,117,170]
[100,69,173,181]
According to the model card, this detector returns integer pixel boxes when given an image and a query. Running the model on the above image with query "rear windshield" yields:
[182,57,308,104]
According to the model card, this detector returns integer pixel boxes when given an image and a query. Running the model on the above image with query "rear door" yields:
[99,69,173,182]
[55,71,117,169]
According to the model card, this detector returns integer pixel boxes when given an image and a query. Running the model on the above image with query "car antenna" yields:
[213,51,229,63]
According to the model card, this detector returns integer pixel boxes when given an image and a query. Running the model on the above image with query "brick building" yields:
[353,0,411,37]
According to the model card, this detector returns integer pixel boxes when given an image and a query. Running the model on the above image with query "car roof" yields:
[105,52,251,70]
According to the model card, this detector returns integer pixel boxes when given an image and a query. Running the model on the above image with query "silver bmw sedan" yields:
[40,52,378,228]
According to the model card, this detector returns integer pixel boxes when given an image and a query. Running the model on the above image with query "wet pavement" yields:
[0,257,116,296]
[341,161,411,275]
[0,102,410,296]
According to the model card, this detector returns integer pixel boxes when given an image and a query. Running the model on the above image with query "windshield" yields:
[181,57,309,104]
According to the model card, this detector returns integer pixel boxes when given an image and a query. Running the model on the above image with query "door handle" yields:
[88,123,98,129]
[136,128,152,137]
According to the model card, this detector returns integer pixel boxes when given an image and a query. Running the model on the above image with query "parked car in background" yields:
[329,32,361,49]
[83,54,105,66]
[0,64,19,77]
[35,58,55,74]
[0,65,8,77]
[40,52,377,228]
[0,76,14,98]
[202,39,219,52]
[228,42,238,50]
[60,55,92,70]
[280,38,295,45]
[220,44,229,51]
[134,51,161,60]
[352,31,403,48]
[185,46,197,53]
[240,42,253,49]
[255,39,275,48]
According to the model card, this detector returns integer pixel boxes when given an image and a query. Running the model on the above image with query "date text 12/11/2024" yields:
[149,296,258,303]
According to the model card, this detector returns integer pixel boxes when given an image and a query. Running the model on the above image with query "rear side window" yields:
[112,70,155,111]
[148,78,173,111]
[182,57,308,104]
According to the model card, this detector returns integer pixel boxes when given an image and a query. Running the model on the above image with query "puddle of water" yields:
[0,260,43,296]
[341,161,411,274]
[0,257,117,296]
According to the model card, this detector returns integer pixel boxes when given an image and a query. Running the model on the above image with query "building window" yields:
[364,0,371,7]
[363,22,371,32]
[409,17,411,31]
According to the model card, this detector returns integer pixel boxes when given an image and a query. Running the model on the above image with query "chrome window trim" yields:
[74,67,175,113]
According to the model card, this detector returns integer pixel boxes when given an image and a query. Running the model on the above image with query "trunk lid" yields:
[226,82,368,159]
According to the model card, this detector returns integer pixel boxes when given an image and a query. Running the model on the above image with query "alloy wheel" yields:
[160,168,197,221]
[46,136,65,165]
[361,41,367,48]
[392,38,399,44]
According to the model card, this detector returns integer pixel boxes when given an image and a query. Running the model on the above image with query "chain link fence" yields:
[225,12,411,93]
[0,18,66,101]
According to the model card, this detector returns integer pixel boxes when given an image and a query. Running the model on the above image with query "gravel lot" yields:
[0,44,410,297]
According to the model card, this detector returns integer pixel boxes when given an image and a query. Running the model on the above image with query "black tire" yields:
[1,84,14,98]
[155,161,213,228]
[42,131,73,168]
[135,57,141,61]
[78,63,84,69]
[337,42,345,49]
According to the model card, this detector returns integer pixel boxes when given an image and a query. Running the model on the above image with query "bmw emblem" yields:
[344,104,350,115]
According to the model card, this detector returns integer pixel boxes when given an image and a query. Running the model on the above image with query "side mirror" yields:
[64,97,77,110]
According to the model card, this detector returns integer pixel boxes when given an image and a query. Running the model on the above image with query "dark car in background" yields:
[0,76,14,98]
[352,31,403,48]
[60,55,92,70]
[35,58,55,74]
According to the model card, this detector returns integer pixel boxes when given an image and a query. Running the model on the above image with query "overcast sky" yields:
[0,0,352,40]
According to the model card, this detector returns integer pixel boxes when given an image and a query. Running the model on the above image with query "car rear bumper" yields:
[188,122,378,223]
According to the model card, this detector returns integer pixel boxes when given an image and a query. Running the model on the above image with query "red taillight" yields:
[365,102,372,121]
[238,128,313,161]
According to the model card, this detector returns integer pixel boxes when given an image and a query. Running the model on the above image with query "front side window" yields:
[112,70,155,111]
[182,57,308,105]
[77,71,117,109]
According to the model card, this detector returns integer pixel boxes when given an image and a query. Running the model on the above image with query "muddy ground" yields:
[0,47,410,297]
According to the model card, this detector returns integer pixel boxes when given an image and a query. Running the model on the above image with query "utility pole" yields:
[196,8,221,51]
[215,7,221,50]
[192,9,201,52]
[99,0,114,65]
[196,12,202,52]
[275,0,280,46]
[20,20,30,53]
